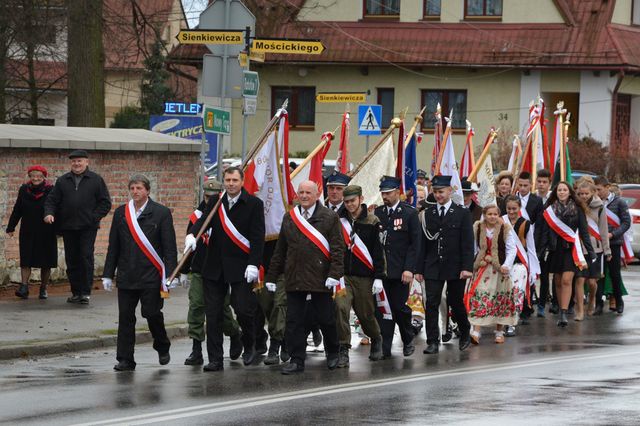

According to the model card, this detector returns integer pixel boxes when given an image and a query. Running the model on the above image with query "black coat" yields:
[537,202,595,259]
[521,192,544,226]
[339,205,386,279]
[43,169,112,231]
[6,183,57,268]
[103,199,177,289]
[374,202,421,280]
[191,189,265,283]
[417,202,474,281]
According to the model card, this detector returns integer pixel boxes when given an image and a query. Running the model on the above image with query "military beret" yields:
[343,185,362,200]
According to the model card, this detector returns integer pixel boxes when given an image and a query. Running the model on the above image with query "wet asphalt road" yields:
[2,268,640,425]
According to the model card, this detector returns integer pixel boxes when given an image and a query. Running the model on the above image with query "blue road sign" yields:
[358,104,382,136]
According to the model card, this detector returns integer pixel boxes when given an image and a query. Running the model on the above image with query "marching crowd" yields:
[5,150,632,374]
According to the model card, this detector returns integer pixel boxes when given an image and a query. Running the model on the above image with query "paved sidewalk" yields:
[0,286,191,360]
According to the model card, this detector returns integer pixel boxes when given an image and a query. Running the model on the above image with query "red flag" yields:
[540,99,550,169]
[278,113,296,204]
[291,132,333,198]
[430,105,443,178]
[335,112,350,173]
[394,119,406,195]
[459,124,475,178]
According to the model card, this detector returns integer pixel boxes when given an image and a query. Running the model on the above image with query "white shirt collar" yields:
[135,199,149,218]
[329,201,343,211]
[227,192,241,206]
[299,203,316,218]
[438,199,453,213]
[518,191,530,204]
[607,192,614,204]
[537,190,549,202]
[388,200,400,213]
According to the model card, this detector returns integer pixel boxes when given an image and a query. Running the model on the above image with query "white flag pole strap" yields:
[290,206,331,259]
[124,200,167,292]
[543,207,587,270]
[340,218,374,271]
[219,203,250,254]
[376,287,393,320]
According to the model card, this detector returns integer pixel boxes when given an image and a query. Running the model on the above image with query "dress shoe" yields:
[567,306,575,315]
[382,351,393,359]
[459,335,471,351]
[423,343,439,354]
[203,361,224,372]
[67,295,81,304]
[281,362,304,375]
[337,345,350,368]
[549,303,559,314]
[184,340,204,365]
[536,305,545,318]
[593,302,604,315]
[557,309,568,327]
[242,348,256,366]
[15,284,29,299]
[256,331,268,355]
[229,333,243,360]
[327,353,339,370]
[79,295,90,305]
[38,286,48,300]
[442,324,453,343]
[504,326,516,337]
[312,329,323,347]
[369,337,383,361]
[114,360,136,371]
[158,352,170,365]
[264,340,281,365]
[280,344,290,363]
[616,299,624,314]
[403,342,415,357]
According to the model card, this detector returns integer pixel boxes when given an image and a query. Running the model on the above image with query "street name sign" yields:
[203,106,231,135]
[251,38,325,55]
[316,93,367,103]
[176,30,244,45]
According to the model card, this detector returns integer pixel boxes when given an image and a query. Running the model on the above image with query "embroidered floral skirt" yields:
[467,263,527,327]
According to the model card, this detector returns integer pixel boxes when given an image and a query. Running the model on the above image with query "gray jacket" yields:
[605,194,631,246]
[585,196,611,256]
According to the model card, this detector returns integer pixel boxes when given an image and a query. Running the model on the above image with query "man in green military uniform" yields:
[335,185,385,366]
[259,240,289,365]
[181,179,242,365]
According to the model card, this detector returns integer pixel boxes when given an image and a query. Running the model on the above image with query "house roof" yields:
[5,60,67,91]
[169,0,640,71]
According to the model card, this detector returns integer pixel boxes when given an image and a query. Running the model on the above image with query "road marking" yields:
[72,348,640,426]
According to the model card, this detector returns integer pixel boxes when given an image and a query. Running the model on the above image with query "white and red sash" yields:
[605,208,634,262]
[543,207,587,270]
[375,287,393,320]
[501,215,529,270]
[219,203,250,254]
[290,206,330,259]
[340,218,374,271]
[189,209,210,245]
[124,200,167,293]
[587,216,602,242]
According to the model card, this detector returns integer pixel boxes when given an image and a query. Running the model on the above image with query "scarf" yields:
[25,181,51,200]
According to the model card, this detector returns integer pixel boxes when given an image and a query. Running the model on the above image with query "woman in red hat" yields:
[5,165,58,299]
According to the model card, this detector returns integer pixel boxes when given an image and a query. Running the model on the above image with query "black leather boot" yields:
[184,339,204,365]
[264,339,281,365]
[15,284,29,299]
[557,309,568,327]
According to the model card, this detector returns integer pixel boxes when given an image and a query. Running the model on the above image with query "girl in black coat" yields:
[538,181,595,327]
[5,165,58,299]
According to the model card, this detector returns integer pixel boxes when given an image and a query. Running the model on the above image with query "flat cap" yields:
[68,149,88,159]
[203,178,223,194]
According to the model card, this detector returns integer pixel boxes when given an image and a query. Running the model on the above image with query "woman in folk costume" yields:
[575,179,610,318]
[465,204,523,345]
[538,182,596,327]
[503,195,541,328]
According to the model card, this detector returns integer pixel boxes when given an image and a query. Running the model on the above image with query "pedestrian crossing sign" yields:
[358,104,382,136]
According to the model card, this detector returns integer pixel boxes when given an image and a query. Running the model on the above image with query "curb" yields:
[0,325,189,361]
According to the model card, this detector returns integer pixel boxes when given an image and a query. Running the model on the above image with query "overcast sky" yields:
[182,0,208,28]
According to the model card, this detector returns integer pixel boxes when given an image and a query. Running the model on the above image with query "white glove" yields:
[372,279,384,295]
[325,277,339,289]
[265,282,277,292]
[184,234,197,254]
[167,277,180,289]
[179,273,190,289]
[102,278,113,292]
[244,265,259,283]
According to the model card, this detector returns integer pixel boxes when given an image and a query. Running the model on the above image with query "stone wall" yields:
[0,148,199,287]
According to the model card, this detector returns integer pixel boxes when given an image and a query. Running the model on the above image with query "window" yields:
[377,88,394,129]
[633,0,640,25]
[271,86,315,128]
[364,0,400,17]
[421,90,467,130]
[465,0,502,17]
[424,0,441,17]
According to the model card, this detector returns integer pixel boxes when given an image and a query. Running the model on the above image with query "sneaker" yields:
[67,295,82,304]
[505,326,516,337]
[79,295,90,305]
[39,287,48,300]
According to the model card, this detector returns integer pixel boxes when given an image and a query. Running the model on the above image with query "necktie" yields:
[331,205,336,211]
[303,210,310,220]
[388,208,393,218]
[229,199,235,209]
[440,206,446,217]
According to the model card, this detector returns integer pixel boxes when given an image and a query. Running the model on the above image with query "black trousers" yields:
[425,279,470,345]
[203,278,257,363]
[116,288,170,364]
[601,245,623,304]
[62,228,98,296]
[537,257,557,307]
[375,279,414,355]
[286,291,339,366]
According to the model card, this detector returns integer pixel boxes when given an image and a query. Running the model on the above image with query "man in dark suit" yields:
[416,175,473,354]
[187,166,265,372]
[102,174,176,371]
[374,176,421,358]
[517,171,544,225]
[461,178,482,224]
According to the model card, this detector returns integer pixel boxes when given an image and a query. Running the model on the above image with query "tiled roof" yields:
[5,60,67,91]
[169,0,640,71]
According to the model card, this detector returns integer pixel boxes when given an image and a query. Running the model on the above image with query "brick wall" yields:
[0,148,199,287]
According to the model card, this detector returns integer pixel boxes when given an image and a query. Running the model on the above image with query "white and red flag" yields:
[291,132,333,199]
[459,120,475,178]
[436,112,463,205]
[430,104,443,178]
[507,135,522,175]
[335,112,350,173]
[550,103,566,176]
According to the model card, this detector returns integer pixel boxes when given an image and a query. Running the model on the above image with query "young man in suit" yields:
[416,175,473,355]
[186,167,265,372]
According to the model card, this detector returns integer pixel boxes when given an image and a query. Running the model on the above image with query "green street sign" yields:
[203,106,231,135]
[242,71,259,97]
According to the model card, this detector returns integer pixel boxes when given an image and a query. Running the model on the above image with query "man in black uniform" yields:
[326,171,350,212]
[186,167,265,372]
[374,176,421,358]
[102,174,176,371]
[44,150,111,305]
[416,175,473,354]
